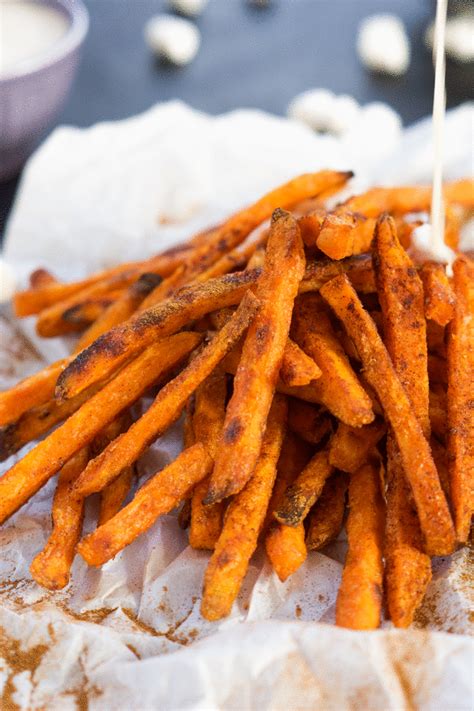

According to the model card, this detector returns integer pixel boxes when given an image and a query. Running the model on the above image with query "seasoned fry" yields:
[292,293,374,427]
[287,399,332,445]
[78,443,213,566]
[300,254,376,294]
[0,332,201,524]
[329,421,386,473]
[205,210,305,504]
[201,395,287,620]
[196,233,266,283]
[273,447,332,527]
[56,268,262,401]
[446,257,474,543]
[72,293,259,498]
[138,265,187,312]
[279,339,322,387]
[320,273,455,555]
[316,212,375,260]
[306,472,348,551]
[29,447,89,590]
[14,251,189,317]
[335,462,385,630]
[76,272,163,352]
[0,358,68,428]
[189,370,227,550]
[265,523,307,582]
[420,261,456,327]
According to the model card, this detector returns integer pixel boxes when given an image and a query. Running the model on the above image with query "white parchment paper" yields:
[0,101,473,710]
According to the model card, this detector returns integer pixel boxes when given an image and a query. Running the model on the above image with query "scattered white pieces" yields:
[145,15,200,66]
[357,13,410,76]
[426,14,474,63]
[169,0,208,18]
[287,89,360,135]
[0,259,17,303]
[410,222,456,271]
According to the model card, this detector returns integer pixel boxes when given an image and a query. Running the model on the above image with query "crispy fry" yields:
[329,421,386,473]
[306,471,348,551]
[196,233,266,283]
[0,332,201,524]
[201,395,287,620]
[317,212,376,260]
[265,523,307,582]
[279,339,322,387]
[29,447,89,590]
[205,210,305,504]
[56,268,262,402]
[292,293,374,426]
[0,358,68,428]
[14,251,189,317]
[446,257,474,543]
[78,443,213,566]
[76,272,163,352]
[61,294,122,327]
[189,370,227,550]
[72,293,259,498]
[335,462,385,630]
[420,262,456,327]
[138,265,188,312]
[273,447,332,527]
[300,254,376,294]
[297,210,326,247]
[320,273,455,555]
[287,399,332,445]
[29,268,59,289]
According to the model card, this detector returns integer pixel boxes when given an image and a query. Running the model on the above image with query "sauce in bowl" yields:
[0,0,70,76]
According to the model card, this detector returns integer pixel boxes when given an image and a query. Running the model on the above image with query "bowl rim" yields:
[0,0,89,83]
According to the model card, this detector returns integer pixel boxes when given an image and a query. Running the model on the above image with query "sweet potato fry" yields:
[195,171,352,267]
[335,462,385,630]
[13,251,189,317]
[300,254,376,294]
[205,210,305,504]
[29,446,90,590]
[279,339,322,387]
[265,523,307,583]
[306,471,348,551]
[420,262,456,327]
[196,233,266,283]
[329,421,386,473]
[201,395,287,620]
[446,257,474,543]
[72,293,259,498]
[287,399,332,445]
[316,212,376,260]
[78,443,213,566]
[320,273,455,555]
[297,210,327,247]
[56,268,261,402]
[0,358,68,428]
[76,272,163,352]
[29,268,59,289]
[189,370,227,550]
[0,332,201,524]
[292,293,374,427]
[138,265,188,312]
[273,447,333,527]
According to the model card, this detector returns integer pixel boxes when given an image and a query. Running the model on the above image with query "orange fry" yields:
[287,399,332,445]
[0,332,201,525]
[420,262,456,327]
[189,370,227,550]
[56,268,261,402]
[292,293,374,427]
[300,254,376,294]
[335,462,385,630]
[78,443,213,566]
[306,471,348,551]
[29,447,89,590]
[279,339,322,387]
[205,210,305,504]
[320,273,455,556]
[72,293,259,498]
[201,395,287,620]
[446,257,474,543]
[329,421,386,474]
[317,212,375,260]
[273,447,332,527]
[29,268,59,289]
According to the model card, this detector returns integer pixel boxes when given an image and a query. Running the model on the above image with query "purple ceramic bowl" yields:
[0,0,89,181]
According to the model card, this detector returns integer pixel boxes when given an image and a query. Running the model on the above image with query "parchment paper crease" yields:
[0,101,472,710]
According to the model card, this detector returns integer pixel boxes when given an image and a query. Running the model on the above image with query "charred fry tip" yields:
[271,207,291,223]
[0,424,17,461]
[133,272,164,293]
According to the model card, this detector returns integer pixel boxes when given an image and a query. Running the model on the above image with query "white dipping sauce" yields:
[0,0,70,75]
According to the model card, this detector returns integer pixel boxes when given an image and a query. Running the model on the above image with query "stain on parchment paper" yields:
[0,626,50,710]
[0,313,43,385]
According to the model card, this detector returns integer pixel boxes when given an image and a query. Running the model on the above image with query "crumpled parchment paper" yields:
[0,101,472,710]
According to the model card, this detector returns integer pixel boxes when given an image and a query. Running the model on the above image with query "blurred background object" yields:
[0,0,472,234]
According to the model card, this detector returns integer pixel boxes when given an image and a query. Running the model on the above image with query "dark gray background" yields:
[1,0,472,232]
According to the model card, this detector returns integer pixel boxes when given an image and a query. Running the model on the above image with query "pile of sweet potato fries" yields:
[1,171,472,629]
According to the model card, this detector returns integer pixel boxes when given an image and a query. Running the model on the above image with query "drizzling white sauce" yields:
[0,0,69,75]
